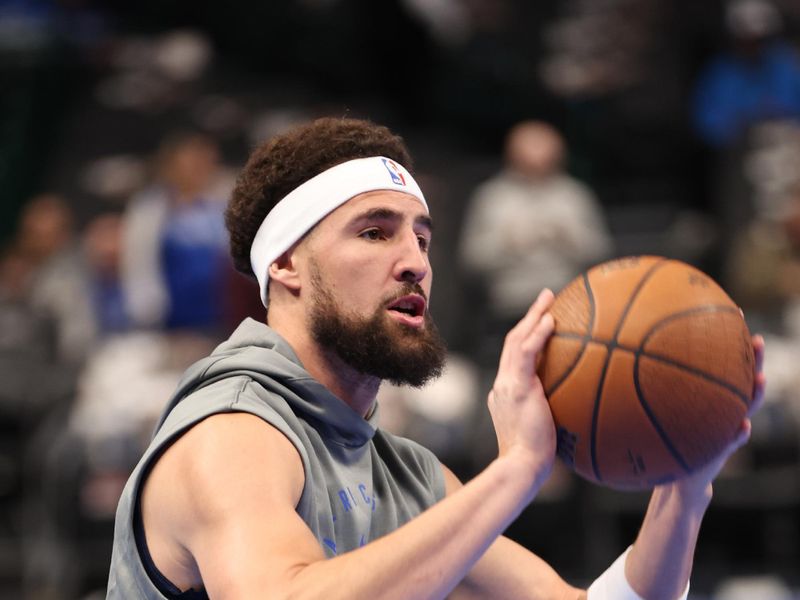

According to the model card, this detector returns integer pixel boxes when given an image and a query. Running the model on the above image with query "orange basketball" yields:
[537,256,755,490]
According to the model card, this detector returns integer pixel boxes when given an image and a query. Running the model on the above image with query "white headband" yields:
[249,156,428,307]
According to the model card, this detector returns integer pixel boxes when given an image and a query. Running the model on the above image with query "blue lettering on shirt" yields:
[323,538,337,555]
[338,490,352,512]
[326,482,380,554]
[358,483,370,503]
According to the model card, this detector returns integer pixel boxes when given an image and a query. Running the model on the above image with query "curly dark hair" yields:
[226,117,414,278]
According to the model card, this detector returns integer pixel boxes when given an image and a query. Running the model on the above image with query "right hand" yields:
[488,289,557,488]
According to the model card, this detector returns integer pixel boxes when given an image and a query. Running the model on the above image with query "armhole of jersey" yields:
[133,494,208,599]
[131,424,210,599]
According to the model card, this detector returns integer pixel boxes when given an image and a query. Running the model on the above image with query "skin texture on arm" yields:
[143,417,547,600]
[442,465,586,600]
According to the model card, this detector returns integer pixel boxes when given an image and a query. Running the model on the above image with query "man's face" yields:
[300,190,446,387]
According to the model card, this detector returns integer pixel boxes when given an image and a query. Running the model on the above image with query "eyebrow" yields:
[353,207,434,233]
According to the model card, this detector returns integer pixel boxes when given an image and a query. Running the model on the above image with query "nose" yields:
[393,230,429,284]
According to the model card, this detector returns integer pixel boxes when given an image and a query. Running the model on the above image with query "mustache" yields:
[383,283,428,305]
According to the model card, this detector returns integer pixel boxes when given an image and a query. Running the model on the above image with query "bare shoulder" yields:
[147,412,306,513]
[141,412,308,591]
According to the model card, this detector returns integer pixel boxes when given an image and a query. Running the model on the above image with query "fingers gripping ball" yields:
[537,256,755,490]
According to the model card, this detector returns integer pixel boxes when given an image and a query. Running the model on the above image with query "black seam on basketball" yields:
[589,353,610,482]
[589,257,668,484]
[611,257,669,339]
[553,330,751,406]
[638,353,750,405]
[633,353,692,474]
[638,305,750,405]
[545,272,595,397]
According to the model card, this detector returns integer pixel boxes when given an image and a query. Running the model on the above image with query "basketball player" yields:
[107,118,766,599]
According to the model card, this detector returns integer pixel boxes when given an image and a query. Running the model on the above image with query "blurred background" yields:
[1,0,800,598]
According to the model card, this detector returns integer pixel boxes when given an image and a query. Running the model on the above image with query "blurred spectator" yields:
[121,132,231,334]
[24,207,133,365]
[458,120,612,338]
[0,192,79,417]
[726,183,800,330]
[692,0,800,149]
[12,193,74,275]
[10,194,97,365]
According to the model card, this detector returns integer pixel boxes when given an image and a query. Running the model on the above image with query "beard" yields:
[308,266,447,388]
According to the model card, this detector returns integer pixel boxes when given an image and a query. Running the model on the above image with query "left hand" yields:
[664,334,766,504]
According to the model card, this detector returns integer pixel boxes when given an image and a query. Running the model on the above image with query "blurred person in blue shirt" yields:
[121,132,231,334]
[692,0,800,148]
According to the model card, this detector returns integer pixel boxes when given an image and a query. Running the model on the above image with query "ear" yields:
[268,250,302,294]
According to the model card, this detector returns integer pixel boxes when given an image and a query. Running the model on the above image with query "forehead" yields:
[317,189,430,228]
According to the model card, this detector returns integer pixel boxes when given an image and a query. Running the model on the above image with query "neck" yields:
[309,346,382,417]
[269,312,380,417]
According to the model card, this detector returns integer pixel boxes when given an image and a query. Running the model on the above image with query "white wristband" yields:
[587,547,690,600]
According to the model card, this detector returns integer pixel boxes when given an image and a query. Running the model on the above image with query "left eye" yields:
[360,229,383,241]
[417,236,430,251]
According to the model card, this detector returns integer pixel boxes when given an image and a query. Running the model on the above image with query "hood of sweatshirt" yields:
[155,318,378,448]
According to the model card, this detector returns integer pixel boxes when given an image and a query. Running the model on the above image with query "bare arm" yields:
[442,465,585,600]
[145,414,547,600]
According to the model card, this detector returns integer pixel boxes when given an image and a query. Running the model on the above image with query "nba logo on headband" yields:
[382,158,406,186]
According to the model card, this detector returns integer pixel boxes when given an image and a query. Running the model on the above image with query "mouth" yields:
[386,294,426,327]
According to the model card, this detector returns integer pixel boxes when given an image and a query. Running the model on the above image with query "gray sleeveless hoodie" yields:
[106,318,446,598]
